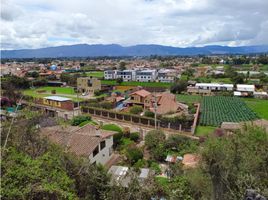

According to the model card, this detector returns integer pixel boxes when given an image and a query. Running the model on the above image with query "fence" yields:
[82,107,193,132]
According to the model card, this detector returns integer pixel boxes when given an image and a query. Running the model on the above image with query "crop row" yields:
[200,96,259,126]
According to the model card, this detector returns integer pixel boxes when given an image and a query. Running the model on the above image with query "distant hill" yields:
[1,44,268,58]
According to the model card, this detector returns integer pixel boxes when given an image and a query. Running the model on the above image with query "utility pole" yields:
[154,91,157,130]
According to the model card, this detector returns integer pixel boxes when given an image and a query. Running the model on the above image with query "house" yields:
[129,89,152,108]
[234,84,255,97]
[157,69,178,83]
[196,83,233,91]
[236,84,255,92]
[253,91,268,99]
[188,83,234,94]
[41,124,116,165]
[116,70,136,82]
[135,69,157,82]
[34,96,80,119]
[104,70,117,80]
[152,92,188,115]
[77,77,101,94]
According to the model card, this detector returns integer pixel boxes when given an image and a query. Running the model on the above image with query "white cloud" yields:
[1,0,268,49]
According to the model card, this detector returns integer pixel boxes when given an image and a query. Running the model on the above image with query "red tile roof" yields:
[130,89,151,97]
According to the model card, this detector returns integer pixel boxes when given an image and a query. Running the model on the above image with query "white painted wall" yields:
[88,136,114,165]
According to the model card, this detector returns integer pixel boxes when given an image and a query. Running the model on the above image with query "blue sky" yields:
[1,0,268,49]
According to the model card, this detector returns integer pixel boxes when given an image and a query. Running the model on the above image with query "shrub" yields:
[129,105,143,115]
[144,111,154,118]
[133,159,147,170]
[113,132,123,148]
[129,132,140,142]
[126,147,143,165]
[94,90,102,96]
[149,161,161,174]
[71,115,91,126]
[122,127,130,137]
[145,130,166,150]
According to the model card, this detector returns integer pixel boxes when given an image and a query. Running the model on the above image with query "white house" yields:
[41,124,116,165]
[157,69,178,83]
[236,84,255,92]
[135,69,157,82]
[195,83,234,91]
[104,70,117,80]
[116,70,136,81]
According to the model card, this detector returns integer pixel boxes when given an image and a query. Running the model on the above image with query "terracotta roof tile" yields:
[130,89,151,97]
[41,124,116,157]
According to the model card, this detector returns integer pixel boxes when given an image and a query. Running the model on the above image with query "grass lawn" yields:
[210,78,232,84]
[195,125,217,136]
[101,80,171,88]
[85,71,104,78]
[101,124,123,133]
[23,86,83,101]
[242,98,268,120]
[101,80,117,85]
[176,94,202,103]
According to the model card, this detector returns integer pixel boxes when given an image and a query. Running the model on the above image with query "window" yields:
[93,146,99,157]
[100,141,106,150]
[87,80,92,87]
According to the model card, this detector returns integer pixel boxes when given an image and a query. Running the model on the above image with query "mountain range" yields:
[1,44,268,58]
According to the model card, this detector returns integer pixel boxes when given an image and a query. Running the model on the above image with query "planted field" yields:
[200,96,259,126]
[101,80,171,88]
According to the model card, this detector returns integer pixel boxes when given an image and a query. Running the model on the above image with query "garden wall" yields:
[82,107,193,132]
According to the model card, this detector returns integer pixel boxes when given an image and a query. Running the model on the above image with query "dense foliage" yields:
[201,125,268,199]
[129,105,143,114]
[71,115,92,126]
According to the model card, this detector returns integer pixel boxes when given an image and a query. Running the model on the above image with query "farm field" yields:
[176,94,202,103]
[85,71,104,78]
[242,98,268,120]
[200,96,259,126]
[101,80,171,88]
[23,86,83,101]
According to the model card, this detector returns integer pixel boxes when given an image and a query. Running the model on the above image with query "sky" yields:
[1,0,268,50]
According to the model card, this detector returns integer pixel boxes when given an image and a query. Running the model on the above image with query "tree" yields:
[129,105,143,115]
[1,148,77,199]
[144,111,154,118]
[170,80,187,94]
[116,77,123,84]
[182,68,195,78]
[201,125,268,199]
[145,130,166,150]
[126,146,143,165]
[231,73,245,84]
[119,61,126,70]
[129,132,140,142]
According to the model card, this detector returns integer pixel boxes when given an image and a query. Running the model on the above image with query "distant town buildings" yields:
[104,69,179,82]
